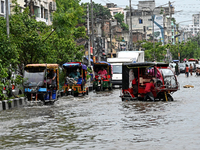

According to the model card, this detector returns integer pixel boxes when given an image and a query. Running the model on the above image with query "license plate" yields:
[114,85,120,88]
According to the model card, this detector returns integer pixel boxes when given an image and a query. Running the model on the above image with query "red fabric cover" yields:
[144,83,155,93]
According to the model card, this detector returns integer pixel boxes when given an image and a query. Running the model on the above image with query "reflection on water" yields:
[1,74,200,150]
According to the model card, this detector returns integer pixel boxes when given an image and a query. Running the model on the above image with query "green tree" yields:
[81,2,112,20]
[10,2,51,66]
[50,0,87,65]
[114,12,129,31]
[142,41,167,62]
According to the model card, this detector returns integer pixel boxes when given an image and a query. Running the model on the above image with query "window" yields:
[1,1,4,13]
[41,7,43,18]
[139,19,143,24]
[113,12,118,15]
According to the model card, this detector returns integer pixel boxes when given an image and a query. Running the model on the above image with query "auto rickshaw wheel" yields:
[108,86,112,90]
[162,93,174,101]
[156,80,163,87]
[96,86,101,91]
[167,94,174,101]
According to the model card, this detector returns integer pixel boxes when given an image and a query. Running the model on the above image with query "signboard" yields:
[90,47,93,55]
[153,15,164,45]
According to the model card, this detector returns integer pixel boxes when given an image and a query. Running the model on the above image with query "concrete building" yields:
[181,24,200,36]
[126,0,175,45]
[0,0,56,25]
[193,14,200,26]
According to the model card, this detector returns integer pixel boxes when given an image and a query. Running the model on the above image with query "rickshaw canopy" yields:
[94,61,111,66]
[63,62,87,70]
[123,62,169,68]
[25,64,59,69]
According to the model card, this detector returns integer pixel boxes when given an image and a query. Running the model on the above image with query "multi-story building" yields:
[126,0,174,45]
[182,24,200,36]
[0,0,56,25]
[193,14,200,26]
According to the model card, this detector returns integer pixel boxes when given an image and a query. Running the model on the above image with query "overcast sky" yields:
[80,0,200,25]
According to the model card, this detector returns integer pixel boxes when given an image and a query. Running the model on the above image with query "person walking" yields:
[185,64,189,77]
[175,62,179,76]
[189,64,193,76]
[144,79,155,101]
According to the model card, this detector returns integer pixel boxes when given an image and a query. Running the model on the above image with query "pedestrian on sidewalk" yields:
[185,64,189,77]
[189,64,193,76]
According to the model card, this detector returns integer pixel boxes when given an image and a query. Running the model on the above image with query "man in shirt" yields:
[98,67,107,79]
[144,79,155,101]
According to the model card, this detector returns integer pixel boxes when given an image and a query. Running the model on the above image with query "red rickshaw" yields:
[120,62,179,101]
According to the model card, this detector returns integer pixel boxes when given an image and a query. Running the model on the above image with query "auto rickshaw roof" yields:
[123,62,169,68]
[25,64,59,69]
[94,61,111,66]
[63,62,87,70]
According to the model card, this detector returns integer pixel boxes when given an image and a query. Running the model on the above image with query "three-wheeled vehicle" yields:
[120,62,179,101]
[63,62,89,96]
[93,61,112,91]
[23,64,60,105]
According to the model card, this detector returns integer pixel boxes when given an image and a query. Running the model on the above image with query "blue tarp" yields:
[63,62,87,70]
[85,56,93,62]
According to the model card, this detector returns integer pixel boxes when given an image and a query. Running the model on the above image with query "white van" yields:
[107,57,136,88]
[107,51,144,88]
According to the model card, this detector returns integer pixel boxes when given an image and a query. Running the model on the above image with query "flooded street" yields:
[1,73,200,150]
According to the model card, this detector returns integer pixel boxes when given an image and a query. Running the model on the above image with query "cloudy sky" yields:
[80,0,200,25]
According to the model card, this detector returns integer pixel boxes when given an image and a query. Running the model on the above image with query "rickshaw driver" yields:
[98,67,107,79]
[144,79,155,101]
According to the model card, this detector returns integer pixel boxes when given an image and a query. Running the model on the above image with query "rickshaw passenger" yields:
[69,69,80,80]
[98,67,107,79]
[129,69,135,88]
[144,79,155,101]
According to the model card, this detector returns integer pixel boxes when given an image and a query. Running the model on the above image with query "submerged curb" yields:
[0,97,27,111]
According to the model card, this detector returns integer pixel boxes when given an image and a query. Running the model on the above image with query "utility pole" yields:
[169,1,172,43]
[87,4,91,66]
[90,0,95,61]
[163,13,166,45]
[6,0,9,37]
[109,20,112,57]
[129,0,133,51]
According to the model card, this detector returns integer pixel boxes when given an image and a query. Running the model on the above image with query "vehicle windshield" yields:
[112,65,122,74]
[23,71,45,87]
[160,69,174,76]
[160,69,177,88]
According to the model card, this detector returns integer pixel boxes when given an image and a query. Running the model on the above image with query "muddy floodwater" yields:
[0,74,200,150]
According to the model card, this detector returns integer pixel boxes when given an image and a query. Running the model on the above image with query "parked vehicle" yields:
[93,61,112,91]
[117,51,144,62]
[120,62,179,101]
[107,51,144,88]
[179,63,186,73]
[23,64,60,105]
[107,57,135,88]
[63,62,89,96]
